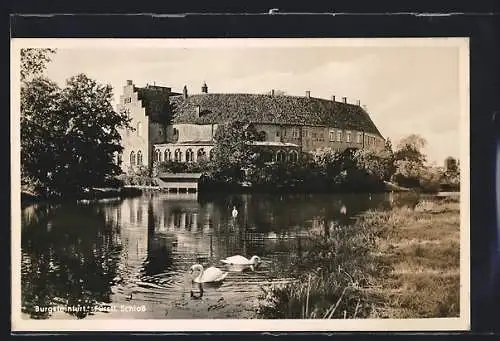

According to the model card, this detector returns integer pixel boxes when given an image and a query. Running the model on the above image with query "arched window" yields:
[186,149,194,162]
[137,151,143,165]
[137,122,143,137]
[154,149,162,162]
[164,149,171,161]
[258,131,267,141]
[197,148,206,160]
[276,150,286,163]
[130,151,136,165]
[174,148,182,162]
[289,150,299,163]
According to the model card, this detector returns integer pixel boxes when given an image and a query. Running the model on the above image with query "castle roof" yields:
[169,93,383,137]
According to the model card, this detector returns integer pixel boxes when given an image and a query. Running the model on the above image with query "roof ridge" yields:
[173,92,353,103]
[169,93,383,138]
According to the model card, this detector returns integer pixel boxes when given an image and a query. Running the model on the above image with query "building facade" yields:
[117,80,385,173]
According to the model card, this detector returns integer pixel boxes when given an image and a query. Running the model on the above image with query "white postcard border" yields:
[11,37,470,332]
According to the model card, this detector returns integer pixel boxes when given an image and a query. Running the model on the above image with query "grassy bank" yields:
[257,195,460,319]
[368,195,460,318]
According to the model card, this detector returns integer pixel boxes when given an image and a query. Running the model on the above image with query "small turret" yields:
[201,82,208,94]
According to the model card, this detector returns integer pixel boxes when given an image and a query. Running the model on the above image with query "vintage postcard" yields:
[11,38,470,332]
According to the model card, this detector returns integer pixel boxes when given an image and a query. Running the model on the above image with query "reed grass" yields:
[257,195,460,319]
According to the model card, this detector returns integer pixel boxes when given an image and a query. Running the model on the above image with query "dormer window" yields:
[124,97,132,104]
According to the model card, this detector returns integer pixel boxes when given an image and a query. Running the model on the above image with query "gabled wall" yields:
[117,81,150,173]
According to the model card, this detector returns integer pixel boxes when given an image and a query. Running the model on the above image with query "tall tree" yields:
[20,48,56,82]
[21,70,132,197]
[20,48,58,194]
[20,77,62,194]
[211,120,258,183]
[393,134,428,187]
[51,74,132,195]
[394,134,427,164]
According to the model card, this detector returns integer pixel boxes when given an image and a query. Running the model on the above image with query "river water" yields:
[20,191,420,319]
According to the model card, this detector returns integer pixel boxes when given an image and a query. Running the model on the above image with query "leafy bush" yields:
[116,174,159,187]
[158,161,188,173]
[419,167,444,194]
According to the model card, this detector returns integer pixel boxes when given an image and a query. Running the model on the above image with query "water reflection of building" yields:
[101,193,397,278]
[105,198,149,271]
[103,195,272,266]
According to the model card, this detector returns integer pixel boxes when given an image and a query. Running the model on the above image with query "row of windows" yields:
[271,128,370,144]
[129,151,143,166]
[275,130,301,138]
[154,148,213,163]
[276,150,299,163]
[327,130,364,143]
[260,150,299,163]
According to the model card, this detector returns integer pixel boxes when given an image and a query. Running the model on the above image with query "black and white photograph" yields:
[11,38,469,331]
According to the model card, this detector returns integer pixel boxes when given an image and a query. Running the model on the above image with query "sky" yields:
[38,40,466,165]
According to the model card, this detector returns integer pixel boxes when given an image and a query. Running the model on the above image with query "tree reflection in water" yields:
[141,202,174,277]
[20,192,411,320]
[21,204,121,319]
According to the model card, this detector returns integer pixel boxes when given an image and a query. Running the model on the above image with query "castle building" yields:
[117,80,385,174]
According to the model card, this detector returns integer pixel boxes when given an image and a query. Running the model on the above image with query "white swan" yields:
[189,264,228,284]
[231,206,238,218]
[340,205,347,215]
[221,255,261,266]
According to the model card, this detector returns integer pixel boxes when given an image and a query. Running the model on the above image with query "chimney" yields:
[356,99,361,106]
[305,90,311,98]
[183,85,188,99]
[127,80,133,86]
[195,105,201,118]
[331,95,336,102]
[202,82,208,94]
[271,89,275,97]
[342,97,347,103]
